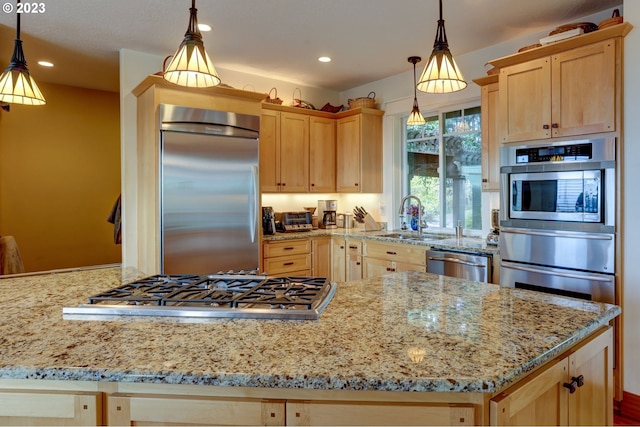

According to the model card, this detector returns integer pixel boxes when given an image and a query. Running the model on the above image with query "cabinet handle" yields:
[284,247,295,250]
[283,262,294,266]
[349,245,358,249]
[386,251,397,255]
[354,183,359,186]
[552,123,559,129]
[340,246,345,249]
[282,183,286,186]
[543,124,550,130]
[563,375,584,394]
[311,183,315,187]
[386,267,395,272]
[356,262,361,265]
[482,178,488,182]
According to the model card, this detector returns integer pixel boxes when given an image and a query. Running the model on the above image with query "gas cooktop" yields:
[63,272,337,320]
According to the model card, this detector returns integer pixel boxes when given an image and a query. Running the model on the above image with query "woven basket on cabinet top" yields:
[348,91,376,109]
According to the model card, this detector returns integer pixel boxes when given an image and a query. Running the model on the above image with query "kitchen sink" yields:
[378,233,450,242]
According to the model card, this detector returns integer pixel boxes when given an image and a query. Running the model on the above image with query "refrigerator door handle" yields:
[250,165,259,242]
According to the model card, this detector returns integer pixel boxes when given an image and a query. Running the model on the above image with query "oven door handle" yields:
[428,257,487,268]
[501,227,614,241]
[501,261,614,283]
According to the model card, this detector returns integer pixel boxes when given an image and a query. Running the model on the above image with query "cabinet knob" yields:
[563,375,584,394]
[552,123,559,129]
[282,183,286,186]
[354,183,359,186]
[482,178,488,183]
[543,124,550,130]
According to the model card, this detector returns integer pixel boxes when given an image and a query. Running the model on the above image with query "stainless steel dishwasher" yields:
[427,249,492,282]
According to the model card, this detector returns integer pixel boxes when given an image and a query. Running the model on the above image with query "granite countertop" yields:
[0,267,618,394]
[263,229,500,255]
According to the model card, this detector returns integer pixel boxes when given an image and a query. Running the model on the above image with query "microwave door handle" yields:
[428,256,486,268]
[502,261,613,283]
[501,227,614,241]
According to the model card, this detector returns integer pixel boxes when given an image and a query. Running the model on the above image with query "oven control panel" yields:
[515,143,592,164]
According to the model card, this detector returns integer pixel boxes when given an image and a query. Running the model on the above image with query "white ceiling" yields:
[0,0,624,93]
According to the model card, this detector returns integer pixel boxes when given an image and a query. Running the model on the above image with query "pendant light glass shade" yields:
[0,2,46,106]
[163,0,221,88]
[417,0,467,94]
[406,56,425,126]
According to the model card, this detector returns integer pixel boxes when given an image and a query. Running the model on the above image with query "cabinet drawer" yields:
[364,242,427,265]
[264,254,311,275]
[263,239,311,258]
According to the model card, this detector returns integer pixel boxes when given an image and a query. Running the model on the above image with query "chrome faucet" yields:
[398,195,424,234]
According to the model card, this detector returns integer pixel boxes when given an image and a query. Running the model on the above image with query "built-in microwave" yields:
[500,138,615,229]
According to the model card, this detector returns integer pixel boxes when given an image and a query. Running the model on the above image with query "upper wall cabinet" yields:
[260,109,310,192]
[488,23,631,144]
[473,75,500,192]
[261,103,384,194]
[336,109,384,193]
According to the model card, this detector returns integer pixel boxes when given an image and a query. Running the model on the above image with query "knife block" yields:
[363,214,381,231]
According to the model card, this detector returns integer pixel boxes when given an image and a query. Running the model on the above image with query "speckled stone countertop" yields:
[0,267,618,393]
[263,229,499,255]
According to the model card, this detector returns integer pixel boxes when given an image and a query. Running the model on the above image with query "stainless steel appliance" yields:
[63,272,337,320]
[262,207,276,235]
[499,137,616,304]
[159,104,260,275]
[275,212,313,232]
[427,249,492,283]
[317,200,337,229]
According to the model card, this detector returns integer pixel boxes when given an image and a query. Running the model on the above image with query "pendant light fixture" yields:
[417,0,467,94]
[406,56,426,126]
[163,0,221,88]
[0,0,46,106]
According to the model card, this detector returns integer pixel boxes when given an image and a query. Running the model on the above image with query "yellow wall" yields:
[0,82,121,272]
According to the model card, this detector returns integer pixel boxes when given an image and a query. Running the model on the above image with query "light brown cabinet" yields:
[331,237,347,282]
[473,75,500,192]
[260,109,310,192]
[346,240,363,281]
[496,39,617,143]
[0,389,102,426]
[490,327,613,426]
[363,241,427,278]
[107,393,285,426]
[336,109,384,193]
[311,237,332,278]
[287,400,474,426]
[309,117,336,192]
[263,239,311,276]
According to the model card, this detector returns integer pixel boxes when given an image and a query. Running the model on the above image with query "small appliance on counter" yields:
[262,207,276,235]
[486,209,500,245]
[304,206,318,229]
[275,212,314,232]
[317,200,337,229]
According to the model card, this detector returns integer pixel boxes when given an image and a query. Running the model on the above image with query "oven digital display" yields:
[515,143,593,163]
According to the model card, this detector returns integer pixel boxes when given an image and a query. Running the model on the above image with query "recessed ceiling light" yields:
[198,24,211,32]
[38,61,54,67]
[318,56,331,63]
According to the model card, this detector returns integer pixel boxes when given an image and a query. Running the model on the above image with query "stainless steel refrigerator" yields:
[159,104,260,275]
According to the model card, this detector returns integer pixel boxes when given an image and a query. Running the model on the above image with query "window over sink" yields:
[404,105,482,230]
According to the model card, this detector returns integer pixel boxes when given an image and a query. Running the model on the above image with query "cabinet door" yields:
[107,394,285,426]
[481,82,500,191]
[336,115,362,192]
[363,257,393,278]
[331,238,346,282]
[490,357,570,425]
[567,327,613,426]
[260,109,281,192]
[347,254,362,281]
[499,57,552,143]
[309,117,336,192]
[0,390,102,426]
[287,400,474,426]
[279,112,309,192]
[311,237,332,278]
[551,39,616,138]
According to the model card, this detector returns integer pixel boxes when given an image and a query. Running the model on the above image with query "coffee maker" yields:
[262,206,276,235]
[317,200,337,229]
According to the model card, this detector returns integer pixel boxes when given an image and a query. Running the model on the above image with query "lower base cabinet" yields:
[107,393,285,426]
[363,241,427,278]
[286,400,475,426]
[0,390,102,426]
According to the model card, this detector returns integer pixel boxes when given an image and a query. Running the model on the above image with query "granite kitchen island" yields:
[0,267,619,426]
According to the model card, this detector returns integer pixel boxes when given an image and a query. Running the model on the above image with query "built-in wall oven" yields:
[499,137,616,304]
